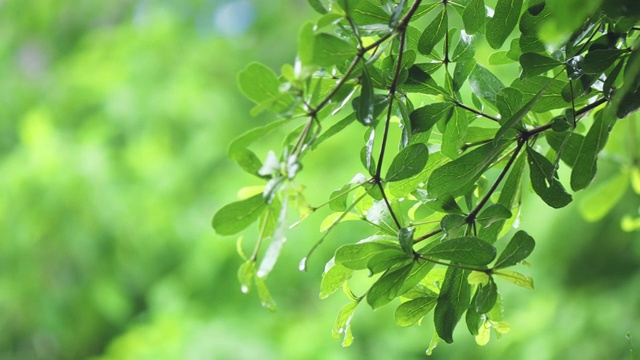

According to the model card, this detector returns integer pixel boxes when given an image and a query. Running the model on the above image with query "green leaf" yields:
[496,87,522,119]
[570,112,611,191]
[401,65,447,95]
[237,63,290,111]
[579,171,629,222]
[453,59,476,92]
[367,264,413,309]
[494,230,535,269]
[476,204,512,227]
[388,153,448,198]
[332,301,359,346]
[489,51,517,65]
[469,64,505,104]
[418,8,448,56]
[334,239,399,270]
[344,0,390,25]
[212,194,268,235]
[228,118,291,159]
[440,214,467,238]
[452,31,476,62]
[582,49,626,74]
[312,33,357,67]
[386,143,430,182]
[434,267,471,343]
[395,295,438,327]
[356,66,375,125]
[519,52,562,78]
[526,147,573,208]
[398,260,436,295]
[422,194,464,214]
[320,260,353,299]
[545,131,585,167]
[474,278,498,313]
[421,237,497,266]
[495,78,553,142]
[442,107,468,159]
[255,275,277,311]
[329,184,351,212]
[486,0,524,49]
[238,260,255,294]
[462,0,486,34]
[410,102,454,134]
[427,140,509,198]
[479,153,525,243]
[494,270,534,289]
[511,76,568,112]
[257,199,289,278]
[367,250,412,275]
[398,227,415,256]
[307,0,328,14]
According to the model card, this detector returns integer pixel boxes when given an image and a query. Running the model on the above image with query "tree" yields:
[213,0,640,353]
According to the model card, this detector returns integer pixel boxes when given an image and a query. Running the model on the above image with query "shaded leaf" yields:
[442,107,469,159]
[495,78,553,141]
[494,230,535,269]
[571,112,611,191]
[486,0,524,49]
[434,267,471,343]
[462,0,486,34]
[477,204,512,227]
[418,8,448,56]
[422,237,497,266]
[427,140,510,198]
[469,64,505,104]
[527,147,572,208]
[519,52,562,78]
[367,264,413,309]
[582,49,626,74]
[475,277,498,313]
[386,143,430,182]
[511,76,569,112]
[410,102,454,134]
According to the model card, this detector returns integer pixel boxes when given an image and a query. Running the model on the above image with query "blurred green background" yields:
[1,0,639,359]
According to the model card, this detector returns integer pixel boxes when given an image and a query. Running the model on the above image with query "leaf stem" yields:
[466,139,525,222]
[454,100,499,122]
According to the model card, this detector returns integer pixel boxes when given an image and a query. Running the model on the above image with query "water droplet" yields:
[298,257,307,271]
[240,285,249,293]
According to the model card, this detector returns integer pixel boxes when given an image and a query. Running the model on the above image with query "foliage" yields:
[213,0,640,352]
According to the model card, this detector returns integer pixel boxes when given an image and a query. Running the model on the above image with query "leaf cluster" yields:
[213,0,640,352]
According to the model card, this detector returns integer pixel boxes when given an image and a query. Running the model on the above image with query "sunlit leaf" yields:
[320,259,353,299]
[493,270,534,289]
[212,193,267,235]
